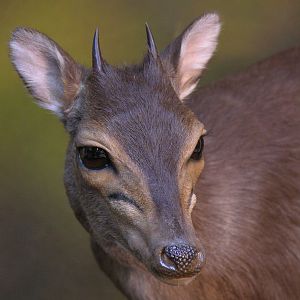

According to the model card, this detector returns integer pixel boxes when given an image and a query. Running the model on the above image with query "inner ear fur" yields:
[161,13,221,100]
[9,27,86,119]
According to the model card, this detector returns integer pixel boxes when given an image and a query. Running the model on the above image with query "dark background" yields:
[1,1,300,299]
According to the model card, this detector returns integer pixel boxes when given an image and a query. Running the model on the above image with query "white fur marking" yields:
[189,193,197,215]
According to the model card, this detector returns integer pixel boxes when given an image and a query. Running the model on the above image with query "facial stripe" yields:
[108,193,144,212]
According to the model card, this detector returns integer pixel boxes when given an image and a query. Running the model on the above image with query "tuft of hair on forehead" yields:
[86,54,174,109]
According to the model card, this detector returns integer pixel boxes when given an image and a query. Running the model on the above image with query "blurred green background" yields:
[1,1,300,299]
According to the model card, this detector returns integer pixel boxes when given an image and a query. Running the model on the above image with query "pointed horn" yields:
[145,23,158,58]
[92,28,103,72]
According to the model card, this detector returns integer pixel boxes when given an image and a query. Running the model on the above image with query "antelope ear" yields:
[161,13,221,100]
[9,27,85,119]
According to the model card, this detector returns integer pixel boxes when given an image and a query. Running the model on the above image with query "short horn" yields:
[145,23,158,58]
[92,28,103,73]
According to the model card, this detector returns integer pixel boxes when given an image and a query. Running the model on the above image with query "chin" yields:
[158,275,198,286]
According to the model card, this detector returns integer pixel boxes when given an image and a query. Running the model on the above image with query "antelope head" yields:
[9,13,221,285]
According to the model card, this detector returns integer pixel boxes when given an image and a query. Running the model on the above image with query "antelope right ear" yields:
[161,13,221,100]
[9,27,86,120]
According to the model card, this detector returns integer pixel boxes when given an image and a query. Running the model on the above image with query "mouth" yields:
[151,266,202,286]
[158,275,198,286]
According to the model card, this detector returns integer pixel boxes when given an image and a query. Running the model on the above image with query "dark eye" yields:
[78,147,111,170]
[190,136,204,160]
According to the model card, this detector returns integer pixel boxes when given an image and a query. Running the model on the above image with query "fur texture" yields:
[91,47,300,300]
[9,14,300,300]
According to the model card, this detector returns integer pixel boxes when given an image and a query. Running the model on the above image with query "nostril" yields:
[160,252,177,272]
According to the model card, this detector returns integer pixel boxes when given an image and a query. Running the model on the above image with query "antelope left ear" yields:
[161,13,221,100]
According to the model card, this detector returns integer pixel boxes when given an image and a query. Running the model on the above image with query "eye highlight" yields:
[78,147,111,170]
[190,136,204,161]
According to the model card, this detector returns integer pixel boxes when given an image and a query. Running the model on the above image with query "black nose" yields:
[160,244,205,276]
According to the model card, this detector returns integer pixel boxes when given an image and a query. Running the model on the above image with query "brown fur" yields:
[89,47,300,300]
[9,16,300,300]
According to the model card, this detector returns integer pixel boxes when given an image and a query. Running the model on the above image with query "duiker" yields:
[9,13,300,300]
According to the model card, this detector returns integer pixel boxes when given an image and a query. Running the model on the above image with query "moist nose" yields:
[160,244,205,275]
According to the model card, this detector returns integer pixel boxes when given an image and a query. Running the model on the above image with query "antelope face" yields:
[10,14,220,285]
[68,71,207,284]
